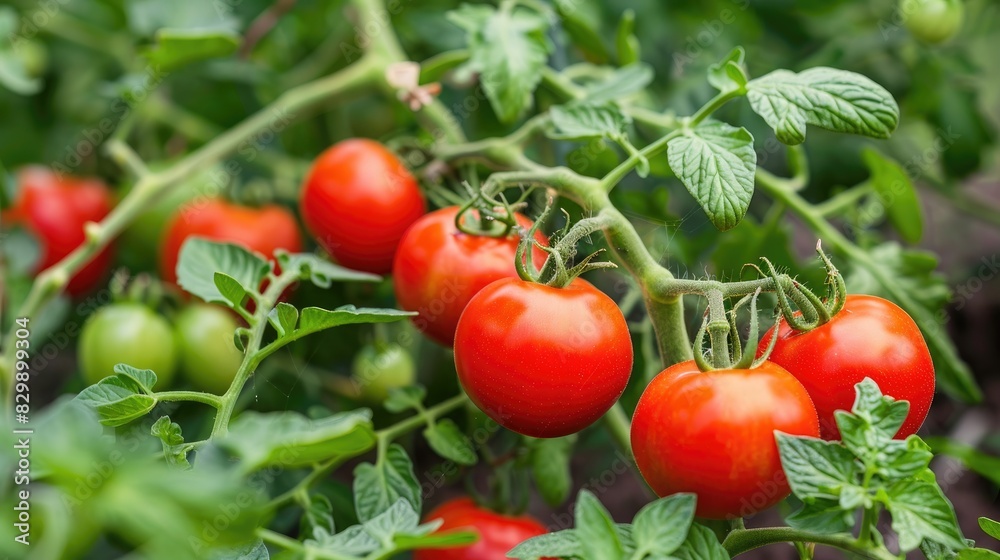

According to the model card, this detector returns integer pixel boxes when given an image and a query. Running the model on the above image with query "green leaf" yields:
[554,0,609,64]
[448,3,551,122]
[176,239,270,305]
[673,523,731,560]
[144,28,240,71]
[363,498,425,545]
[776,433,860,501]
[785,498,855,534]
[667,120,757,231]
[307,526,378,556]
[424,419,477,466]
[708,47,747,93]
[353,444,422,523]
[883,479,966,552]
[574,490,624,559]
[300,494,336,541]
[958,550,1000,560]
[295,306,416,338]
[549,102,631,141]
[926,439,1000,487]
[507,530,581,559]
[150,416,190,468]
[75,365,160,427]
[222,410,376,472]
[277,252,382,287]
[746,67,899,145]
[529,436,575,507]
[384,386,427,413]
[632,493,696,555]
[980,517,1000,540]
[214,273,249,309]
[615,9,641,66]
[268,302,299,338]
[862,148,923,243]
[393,530,478,552]
[584,64,654,104]
[209,539,269,560]
[835,378,912,464]
[0,50,41,95]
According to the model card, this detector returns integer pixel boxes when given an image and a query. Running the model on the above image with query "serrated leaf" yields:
[674,523,730,560]
[295,306,416,338]
[209,539,269,560]
[776,433,860,501]
[307,526,378,556]
[384,386,427,413]
[353,444,421,523]
[363,498,423,546]
[448,3,551,122]
[278,252,381,287]
[177,238,269,305]
[529,436,575,507]
[980,517,1000,540]
[746,67,899,145]
[75,366,160,427]
[584,64,654,104]
[708,47,747,93]
[214,273,248,309]
[268,302,299,337]
[883,479,966,552]
[508,530,581,559]
[786,498,855,534]
[424,419,477,466]
[878,436,934,481]
[144,28,240,72]
[667,120,756,231]
[632,493,696,555]
[574,490,624,559]
[300,494,336,541]
[862,148,923,243]
[549,102,631,141]
[222,410,376,472]
[151,416,190,468]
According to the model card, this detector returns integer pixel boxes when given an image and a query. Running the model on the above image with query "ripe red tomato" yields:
[160,199,302,284]
[3,167,114,295]
[454,278,633,438]
[393,206,548,346]
[415,498,550,560]
[630,361,819,519]
[300,139,426,274]
[761,294,935,440]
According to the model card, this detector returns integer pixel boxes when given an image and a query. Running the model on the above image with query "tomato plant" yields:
[174,304,244,395]
[762,294,936,440]
[160,198,302,284]
[300,139,426,274]
[415,498,551,560]
[2,167,114,295]
[2,1,999,559]
[631,360,820,519]
[454,277,633,438]
[393,206,548,346]
[78,302,177,389]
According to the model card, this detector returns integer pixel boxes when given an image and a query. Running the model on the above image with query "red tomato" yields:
[761,294,935,440]
[630,361,819,519]
[3,167,115,295]
[160,199,302,283]
[393,206,548,346]
[454,278,633,438]
[415,498,550,560]
[300,139,425,274]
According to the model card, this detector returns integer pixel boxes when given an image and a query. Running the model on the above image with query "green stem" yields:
[154,391,223,408]
[602,402,634,459]
[375,393,470,442]
[723,528,897,560]
[705,289,732,369]
[267,456,349,510]
[858,505,878,545]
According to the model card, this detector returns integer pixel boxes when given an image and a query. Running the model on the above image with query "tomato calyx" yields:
[765,240,847,332]
[514,198,616,288]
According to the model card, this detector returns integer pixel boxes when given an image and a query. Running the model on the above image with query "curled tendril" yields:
[693,314,713,372]
[454,181,524,238]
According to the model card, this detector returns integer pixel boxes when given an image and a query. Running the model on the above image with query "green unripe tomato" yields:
[900,0,964,44]
[79,303,177,389]
[351,343,416,402]
[174,304,244,395]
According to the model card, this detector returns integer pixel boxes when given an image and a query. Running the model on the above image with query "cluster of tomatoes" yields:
[4,139,938,554]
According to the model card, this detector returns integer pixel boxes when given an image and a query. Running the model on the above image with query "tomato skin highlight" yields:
[630,361,819,519]
[393,206,548,346]
[4,167,115,295]
[761,294,935,440]
[414,498,550,560]
[160,199,302,284]
[79,303,178,389]
[454,278,633,439]
[301,139,426,274]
